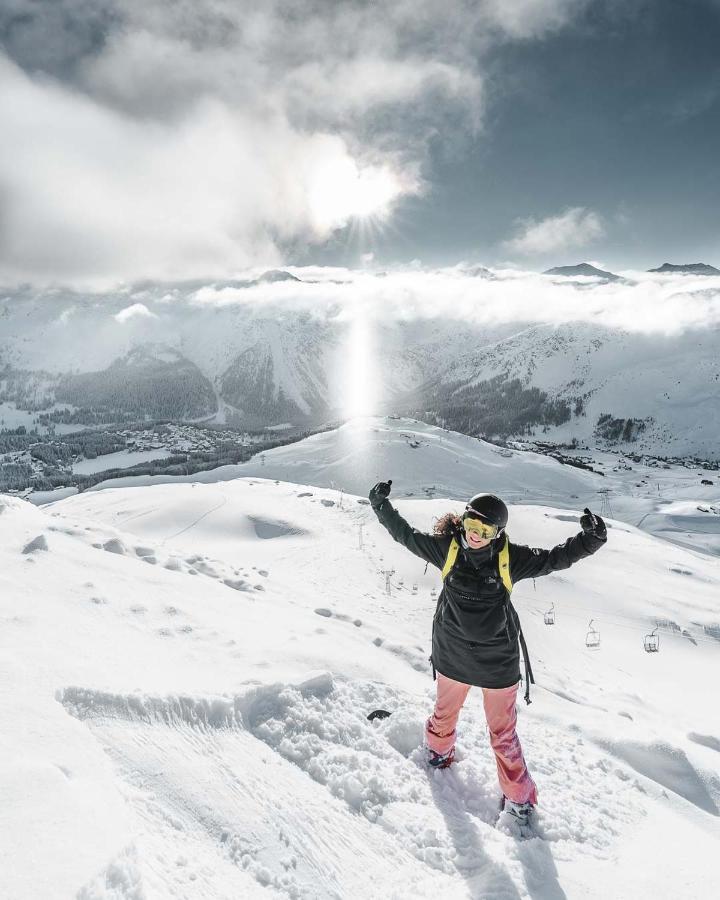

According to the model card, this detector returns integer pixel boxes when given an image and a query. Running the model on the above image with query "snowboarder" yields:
[368,480,607,825]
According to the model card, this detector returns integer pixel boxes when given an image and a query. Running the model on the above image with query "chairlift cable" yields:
[521,602,720,646]
[518,594,713,629]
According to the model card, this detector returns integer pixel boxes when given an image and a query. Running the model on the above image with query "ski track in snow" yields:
[59,675,648,899]
[161,495,229,544]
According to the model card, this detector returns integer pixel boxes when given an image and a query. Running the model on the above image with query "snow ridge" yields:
[59,673,336,733]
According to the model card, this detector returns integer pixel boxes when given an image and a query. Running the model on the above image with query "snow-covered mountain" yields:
[0,286,340,426]
[0,282,521,429]
[543,263,622,282]
[648,263,720,276]
[2,442,719,897]
[412,320,720,458]
[2,269,720,458]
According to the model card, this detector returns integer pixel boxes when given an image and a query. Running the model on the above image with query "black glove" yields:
[580,507,607,540]
[369,480,392,509]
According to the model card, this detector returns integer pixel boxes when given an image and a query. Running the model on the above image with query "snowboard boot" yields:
[500,796,534,827]
[427,747,455,769]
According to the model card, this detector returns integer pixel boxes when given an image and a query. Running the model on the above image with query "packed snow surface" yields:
[2,424,720,898]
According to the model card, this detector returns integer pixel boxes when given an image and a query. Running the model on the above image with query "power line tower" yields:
[382,568,395,595]
[597,489,614,519]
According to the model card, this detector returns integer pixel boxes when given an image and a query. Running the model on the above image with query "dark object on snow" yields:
[544,604,555,625]
[367,709,392,721]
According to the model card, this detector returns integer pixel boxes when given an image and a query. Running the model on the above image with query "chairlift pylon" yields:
[585,618,601,648]
[644,626,660,653]
[544,603,555,626]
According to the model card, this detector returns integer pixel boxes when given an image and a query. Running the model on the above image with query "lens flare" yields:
[342,310,377,419]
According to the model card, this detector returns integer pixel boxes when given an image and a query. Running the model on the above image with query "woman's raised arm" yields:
[369,481,448,569]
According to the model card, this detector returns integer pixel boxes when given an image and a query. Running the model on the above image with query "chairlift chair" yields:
[586,619,601,648]
[544,604,555,626]
[644,626,660,653]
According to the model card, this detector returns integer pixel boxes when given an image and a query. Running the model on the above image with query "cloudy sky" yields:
[1,0,719,285]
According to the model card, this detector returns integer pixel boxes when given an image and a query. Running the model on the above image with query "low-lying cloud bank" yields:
[140,264,720,336]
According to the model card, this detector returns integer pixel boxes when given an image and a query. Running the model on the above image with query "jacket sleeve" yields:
[371,499,448,569]
[509,531,606,582]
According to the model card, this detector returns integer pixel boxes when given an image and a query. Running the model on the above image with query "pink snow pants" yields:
[425,673,538,805]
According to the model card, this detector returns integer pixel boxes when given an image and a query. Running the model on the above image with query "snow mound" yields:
[77,845,145,900]
[597,738,719,815]
[102,538,127,555]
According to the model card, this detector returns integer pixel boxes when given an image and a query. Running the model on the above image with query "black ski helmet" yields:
[466,493,508,529]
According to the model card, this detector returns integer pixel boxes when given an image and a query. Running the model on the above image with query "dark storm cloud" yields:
[0,0,116,77]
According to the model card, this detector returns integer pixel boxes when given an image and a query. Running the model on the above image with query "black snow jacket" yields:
[372,499,606,688]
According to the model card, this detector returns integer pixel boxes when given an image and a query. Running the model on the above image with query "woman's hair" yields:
[434,512,462,536]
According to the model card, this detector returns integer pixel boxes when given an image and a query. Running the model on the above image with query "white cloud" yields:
[190,264,720,337]
[0,1,590,284]
[504,207,605,256]
[114,303,158,323]
[0,58,415,285]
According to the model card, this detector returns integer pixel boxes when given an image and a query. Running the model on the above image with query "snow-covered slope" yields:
[81,418,720,555]
[421,320,720,457]
[2,466,720,898]
[81,418,601,501]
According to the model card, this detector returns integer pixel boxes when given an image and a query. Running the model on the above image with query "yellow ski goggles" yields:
[462,514,500,541]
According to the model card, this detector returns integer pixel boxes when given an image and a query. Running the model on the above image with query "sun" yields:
[308,156,404,233]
